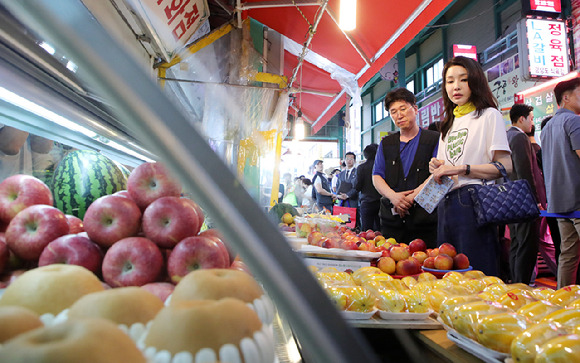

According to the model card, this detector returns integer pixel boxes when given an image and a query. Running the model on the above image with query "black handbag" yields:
[468,161,540,227]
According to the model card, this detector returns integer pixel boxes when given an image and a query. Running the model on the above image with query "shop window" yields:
[425,58,443,88]
[373,100,386,124]
[406,79,415,94]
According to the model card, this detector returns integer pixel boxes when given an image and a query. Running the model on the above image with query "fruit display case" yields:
[0,2,382,362]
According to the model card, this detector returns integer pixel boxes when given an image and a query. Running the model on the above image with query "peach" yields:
[439,243,457,258]
[396,258,420,276]
[412,251,428,265]
[453,253,470,270]
[428,248,439,257]
[390,246,410,262]
[377,257,396,275]
[423,256,436,269]
[434,254,454,270]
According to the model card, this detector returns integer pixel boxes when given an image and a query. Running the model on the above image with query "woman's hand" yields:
[432,164,460,183]
[429,158,444,173]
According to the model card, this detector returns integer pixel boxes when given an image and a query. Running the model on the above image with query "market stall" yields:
[1,1,579,363]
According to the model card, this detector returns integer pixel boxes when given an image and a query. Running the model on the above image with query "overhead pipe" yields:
[287,0,329,90]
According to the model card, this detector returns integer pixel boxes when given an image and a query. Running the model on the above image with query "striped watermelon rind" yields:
[51,150,128,219]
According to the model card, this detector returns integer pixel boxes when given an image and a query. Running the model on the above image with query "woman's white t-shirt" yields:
[436,107,510,190]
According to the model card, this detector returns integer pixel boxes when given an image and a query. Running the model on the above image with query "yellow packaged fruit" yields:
[442,271,465,284]
[381,279,408,292]
[475,312,530,353]
[319,267,340,273]
[568,298,580,309]
[511,321,569,363]
[351,267,384,285]
[375,289,406,313]
[344,286,376,312]
[401,276,418,289]
[549,286,580,307]
[507,283,534,292]
[355,273,392,286]
[439,295,482,328]
[417,272,437,282]
[428,289,452,313]
[529,287,554,301]
[400,290,430,313]
[458,278,487,294]
[478,291,496,301]
[325,286,352,311]
[483,282,511,299]
[541,308,580,327]
[412,281,436,295]
[535,334,580,363]
[517,300,562,323]
[316,271,355,284]
[433,279,454,290]
[496,289,537,311]
[480,276,504,287]
[452,300,511,340]
[463,270,486,279]
[444,284,471,296]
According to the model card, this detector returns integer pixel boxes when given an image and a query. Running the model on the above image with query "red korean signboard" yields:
[529,0,562,13]
[453,44,478,61]
[131,0,209,58]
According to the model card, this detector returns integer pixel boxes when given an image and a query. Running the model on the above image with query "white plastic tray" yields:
[341,309,377,320]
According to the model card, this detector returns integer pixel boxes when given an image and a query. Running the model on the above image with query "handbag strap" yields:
[490,161,510,182]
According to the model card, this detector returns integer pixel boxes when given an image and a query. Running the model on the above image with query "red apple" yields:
[412,251,428,264]
[0,234,8,273]
[453,253,470,270]
[102,237,163,287]
[365,230,376,240]
[396,258,420,276]
[181,198,205,231]
[142,196,201,249]
[340,240,359,250]
[428,248,439,257]
[199,229,234,265]
[141,282,175,302]
[230,260,252,275]
[409,238,427,254]
[0,174,53,224]
[423,256,436,269]
[65,214,84,234]
[5,205,69,260]
[167,236,230,284]
[83,195,142,248]
[377,256,396,274]
[38,234,103,274]
[112,190,132,199]
[321,238,340,249]
[439,243,457,258]
[434,254,454,270]
[127,162,182,210]
[358,231,367,240]
[307,231,323,246]
[390,246,410,262]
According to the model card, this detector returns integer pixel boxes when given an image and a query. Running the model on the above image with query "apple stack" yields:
[0,162,244,297]
[375,240,471,277]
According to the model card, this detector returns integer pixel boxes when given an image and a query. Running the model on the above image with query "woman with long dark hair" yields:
[429,56,512,277]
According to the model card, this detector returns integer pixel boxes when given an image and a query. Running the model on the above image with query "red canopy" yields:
[242,0,452,133]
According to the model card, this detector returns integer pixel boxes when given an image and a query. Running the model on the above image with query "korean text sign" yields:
[136,0,208,54]
[525,18,569,78]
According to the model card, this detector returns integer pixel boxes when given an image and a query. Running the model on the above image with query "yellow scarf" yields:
[453,102,476,118]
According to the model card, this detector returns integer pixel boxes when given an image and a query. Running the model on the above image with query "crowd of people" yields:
[279,56,580,288]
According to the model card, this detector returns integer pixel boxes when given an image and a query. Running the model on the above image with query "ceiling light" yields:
[339,0,357,31]
[294,111,305,140]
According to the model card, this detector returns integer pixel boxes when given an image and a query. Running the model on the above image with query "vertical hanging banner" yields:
[127,0,210,58]
[518,17,570,79]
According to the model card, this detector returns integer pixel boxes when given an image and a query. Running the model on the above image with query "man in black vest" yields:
[372,88,439,248]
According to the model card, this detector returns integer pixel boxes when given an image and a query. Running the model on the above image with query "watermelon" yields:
[268,203,298,223]
[51,150,127,219]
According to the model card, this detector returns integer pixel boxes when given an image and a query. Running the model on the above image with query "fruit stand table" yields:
[414,330,486,363]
